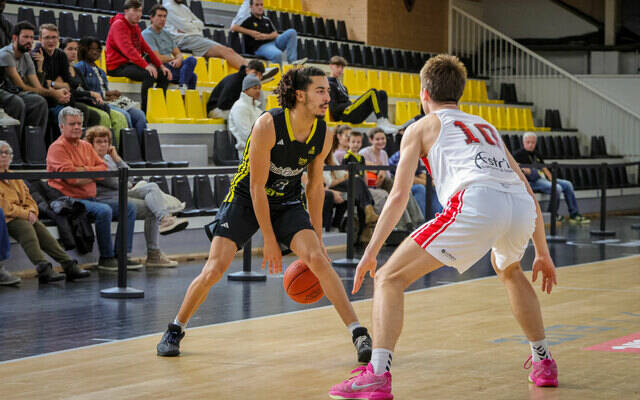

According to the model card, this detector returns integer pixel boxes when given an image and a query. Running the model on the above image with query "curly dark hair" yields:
[78,37,102,62]
[274,66,326,110]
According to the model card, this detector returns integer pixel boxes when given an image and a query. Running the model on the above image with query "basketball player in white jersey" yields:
[329,55,558,400]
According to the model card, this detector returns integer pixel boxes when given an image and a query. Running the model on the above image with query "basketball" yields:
[283,260,324,304]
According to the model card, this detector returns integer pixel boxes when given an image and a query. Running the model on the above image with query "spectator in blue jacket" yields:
[75,37,148,140]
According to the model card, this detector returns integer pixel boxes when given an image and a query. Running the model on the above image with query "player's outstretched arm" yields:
[505,149,557,294]
[352,122,422,294]
[248,113,281,274]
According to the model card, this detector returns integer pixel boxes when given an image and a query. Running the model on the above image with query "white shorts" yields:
[411,186,536,273]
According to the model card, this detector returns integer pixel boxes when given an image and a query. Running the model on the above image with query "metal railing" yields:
[1,160,638,297]
[451,6,640,157]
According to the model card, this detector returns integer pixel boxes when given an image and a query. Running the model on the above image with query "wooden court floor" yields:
[1,255,638,399]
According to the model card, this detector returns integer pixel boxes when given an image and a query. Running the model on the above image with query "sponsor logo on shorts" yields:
[474,151,512,172]
[440,248,457,261]
[220,222,229,229]
[276,139,285,145]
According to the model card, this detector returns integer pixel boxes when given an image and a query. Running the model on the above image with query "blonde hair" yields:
[420,54,467,104]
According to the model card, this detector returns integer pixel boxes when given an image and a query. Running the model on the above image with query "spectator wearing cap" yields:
[328,55,395,134]
[206,59,269,119]
[228,74,263,158]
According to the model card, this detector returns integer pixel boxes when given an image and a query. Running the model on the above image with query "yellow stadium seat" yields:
[146,88,175,123]
[459,103,471,114]
[281,0,293,11]
[201,90,211,116]
[379,71,392,93]
[165,90,195,123]
[469,104,480,117]
[225,60,238,76]
[266,95,279,110]
[460,82,472,103]
[98,50,106,71]
[208,58,226,85]
[489,106,503,130]
[355,70,367,96]
[367,70,380,90]
[476,81,489,102]
[401,73,414,98]
[194,57,213,87]
[107,76,131,83]
[292,0,302,12]
[390,72,403,98]
[479,105,491,122]
[498,107,510,130]
[411,74,421,97]
[184,90,215,123]
[408,102,420,118]
[343,69,360,95]
[506,107,524,130]
[394,101,409,125]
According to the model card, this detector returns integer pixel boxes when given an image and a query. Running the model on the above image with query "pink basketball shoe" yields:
[329,364,393,400]
[524,356,558,387]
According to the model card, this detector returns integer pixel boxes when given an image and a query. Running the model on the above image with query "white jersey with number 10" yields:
[421,108,526,204]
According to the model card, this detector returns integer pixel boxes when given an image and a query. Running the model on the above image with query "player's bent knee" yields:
[303,251,330,274]
[200,260,226,286]
[374,268,408,290]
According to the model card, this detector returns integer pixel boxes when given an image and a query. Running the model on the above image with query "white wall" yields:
[577,75,640,116]
[453,0,599,39]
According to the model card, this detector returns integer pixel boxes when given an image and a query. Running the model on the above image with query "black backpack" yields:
[68,204,95,255]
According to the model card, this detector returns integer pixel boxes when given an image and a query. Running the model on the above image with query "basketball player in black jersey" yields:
[157,67,372,363]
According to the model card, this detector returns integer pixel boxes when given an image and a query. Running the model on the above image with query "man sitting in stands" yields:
[106,0,172,112]
[513,131,590,224]
[143,4,197,92]
[163,0,246,70]
[328,55,395,134]
[228,74,263,158]
[231,0,304,65]
[46,106,141,271]
[206,59,267,119]
[0,22,69,142]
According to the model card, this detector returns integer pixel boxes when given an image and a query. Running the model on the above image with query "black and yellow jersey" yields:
[224,108,327,206]
[341,150,365,176]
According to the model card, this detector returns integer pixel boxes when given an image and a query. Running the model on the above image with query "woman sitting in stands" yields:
[85,126,187,268]
[75,37,148,141]
[0,141,90,283]
[60,38,129,145]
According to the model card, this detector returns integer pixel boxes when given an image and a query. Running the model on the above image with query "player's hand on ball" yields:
[352,253,377,294]
[532,254,557,294]
[262,237,282,274]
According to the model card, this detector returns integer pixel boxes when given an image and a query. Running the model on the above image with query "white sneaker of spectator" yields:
[0,108,20,126]
[376,117,399,134]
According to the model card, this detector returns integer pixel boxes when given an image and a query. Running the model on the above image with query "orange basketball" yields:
[283,260,324,304]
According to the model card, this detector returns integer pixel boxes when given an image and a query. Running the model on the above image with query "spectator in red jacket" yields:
[105,0,172,112]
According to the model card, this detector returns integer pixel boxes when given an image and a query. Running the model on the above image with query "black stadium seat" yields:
[0,127,25,169]
[336,20,348,41]
[228,31,245,55]
[303,16,315,36]
[213,29,227,46]
[328,41,339,60]
[278,12,292,31]
[23,126,47,168]
[18,8,37,28]
[78,0,95,9]
[569,136,580,158]
[314,17,327,38]
[383,48,394,69]
[393,50,405,70]
[536,135,547,158]
[561,136,572,158]
[119,128,147,168]
[190,0,205,22]
[351,45,364,67]
[203,28,212,40]
[266,10,279,30]
[213,175,231,207]
[142,0,157,16]
[339,43,352,64]
[325,19,337,40]
[304,39,319,62]
[373,47,384,67]
[149,176,170,194]
[502,135,511,152]
[138,20,146,31]
[316,40,329,62]
[213,130,239,166]
[78,14,97,40]
[292,14,304,34]
[61,0,78,8]
[363,46,374,68]
[171,176,202,217]
[193,175,218,215]
[142,129,188,167]
[97,16,111,42]
[296,38,306,61]
[95,0,112,12]
[553,136,564,159]
[112,0,124,12]
[39,10,57,28]
[543,136,555,159]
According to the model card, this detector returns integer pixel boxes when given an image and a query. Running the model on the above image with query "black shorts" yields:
[204,201,314,251]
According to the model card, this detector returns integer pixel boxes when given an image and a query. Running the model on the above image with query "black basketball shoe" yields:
[352,327,372,364]
[157,323,185,357]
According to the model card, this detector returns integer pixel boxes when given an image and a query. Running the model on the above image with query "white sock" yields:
[173,318,187,332]
[371,348,393,374]
[348,322,362,335]
[530,339,551,362]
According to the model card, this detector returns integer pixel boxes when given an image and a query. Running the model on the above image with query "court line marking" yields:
[0,254,637,366]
